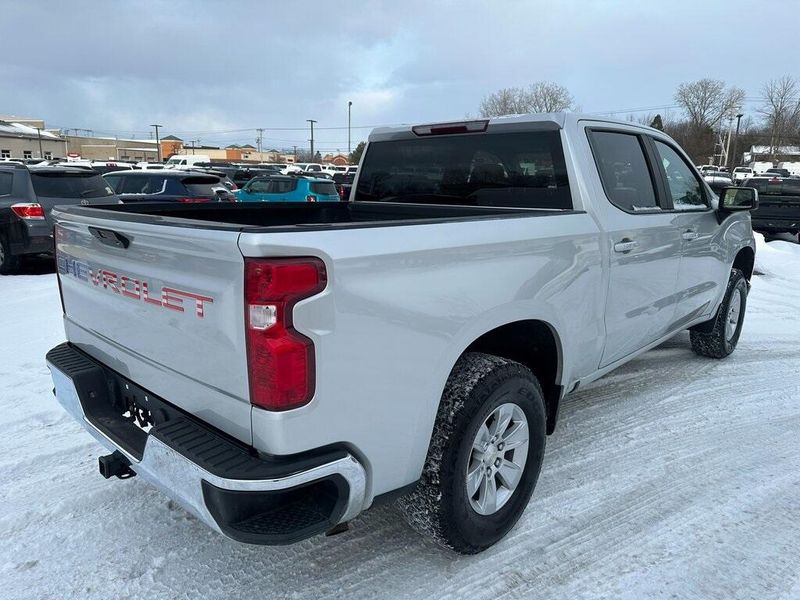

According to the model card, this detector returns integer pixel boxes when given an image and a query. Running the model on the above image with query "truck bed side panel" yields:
[241,213,603,500]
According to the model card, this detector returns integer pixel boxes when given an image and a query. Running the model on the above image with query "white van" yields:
[165,155,211,169]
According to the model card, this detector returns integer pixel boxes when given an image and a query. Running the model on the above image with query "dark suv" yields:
[0,163,119,274]
[103,170,236,203]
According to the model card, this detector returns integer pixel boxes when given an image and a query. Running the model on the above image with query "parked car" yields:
[103,170,236,203]
[256,163,285,172]
[164,154,212,169]
[702,170,734,193]
[236,175,339,202]
[230,167,283,189]
[0,163,119,273]
[765,167,791,178]
[286,162,324,174]
[193,169,238,192]
[732,166,754,184]
[134,162,166,170]
[744,175,800,236]
[47,113,757,554]
[751,161,774,175]
[332,171,355,201]
[90,161,135,175]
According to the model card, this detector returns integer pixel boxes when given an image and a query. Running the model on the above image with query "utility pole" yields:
[722,114,734,168]
[306,119,317,161]
[36,127,44,158]
[293,145,297,163]
[150,124,162,162]
[731,113,744,170]
[256,128,264,154]
[348,101,352,156]
[189,140,198,155]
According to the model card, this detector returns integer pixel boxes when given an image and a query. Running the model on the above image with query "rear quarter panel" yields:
[240,212,603,501]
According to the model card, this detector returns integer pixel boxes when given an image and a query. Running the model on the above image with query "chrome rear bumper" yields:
[47,347,366,545]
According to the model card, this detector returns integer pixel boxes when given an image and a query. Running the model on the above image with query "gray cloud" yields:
[1,0,797,152]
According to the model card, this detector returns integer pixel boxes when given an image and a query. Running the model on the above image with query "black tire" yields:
[0,232,20,275]
[690,268,748,359]
[397,352,546,554]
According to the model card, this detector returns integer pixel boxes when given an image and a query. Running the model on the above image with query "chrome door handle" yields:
[682,230,700,241]
[613,239,639,253]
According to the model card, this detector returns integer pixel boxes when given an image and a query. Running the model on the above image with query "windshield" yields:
[31,171,115,198]
[355,130,571,209]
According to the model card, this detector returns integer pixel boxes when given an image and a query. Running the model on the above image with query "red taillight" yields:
[11,203,45,219]
[244,257,327,411]
[176,197,211,203]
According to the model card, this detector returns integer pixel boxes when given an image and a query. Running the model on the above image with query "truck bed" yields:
[55,201,570,232]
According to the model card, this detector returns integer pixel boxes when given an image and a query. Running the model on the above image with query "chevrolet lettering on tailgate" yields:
[57,255,214,318]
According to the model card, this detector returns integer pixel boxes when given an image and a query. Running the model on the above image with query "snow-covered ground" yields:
[1,236,799,600]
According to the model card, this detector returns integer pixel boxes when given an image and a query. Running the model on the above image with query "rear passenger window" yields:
[589,131,658,212]
[104,175,123,192]
[0,172,13,196]
[653,140,707,210]
[119,175,156,194]
[248,179,270,193]
[267,179,297,193]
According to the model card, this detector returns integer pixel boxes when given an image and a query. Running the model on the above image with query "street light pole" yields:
[307,119,317,161]
[348,101,352,156]
[731,113,744,171]
[150,124,162,162]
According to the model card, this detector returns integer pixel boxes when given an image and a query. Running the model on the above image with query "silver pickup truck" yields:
[47,113,758,554]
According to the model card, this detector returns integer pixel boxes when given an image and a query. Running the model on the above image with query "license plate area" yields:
[118,380,156,433]
[79,367,182,461]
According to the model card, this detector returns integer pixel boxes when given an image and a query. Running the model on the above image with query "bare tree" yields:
[674,78,745,129]
[527,82,574,113]
[479,82,574,117]
[758,75,800,157]
[479,87,529,117]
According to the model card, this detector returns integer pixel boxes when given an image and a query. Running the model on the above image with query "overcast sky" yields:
[2,0,797,153]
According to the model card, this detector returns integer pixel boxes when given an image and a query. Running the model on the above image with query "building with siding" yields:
[0,118,67,159]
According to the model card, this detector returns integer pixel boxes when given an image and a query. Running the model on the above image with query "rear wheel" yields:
[690,268,748,358]
[0,233,20,275]
[397,352,546,554]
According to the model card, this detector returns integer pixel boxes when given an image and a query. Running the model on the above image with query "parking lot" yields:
[2,234,799,599]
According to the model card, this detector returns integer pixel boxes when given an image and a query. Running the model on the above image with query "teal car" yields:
[235,175,340,203]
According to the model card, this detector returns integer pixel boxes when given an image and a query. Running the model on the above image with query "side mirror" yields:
[720,186,758,212]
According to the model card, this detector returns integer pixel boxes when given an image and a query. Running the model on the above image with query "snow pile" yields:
[753,232,800,280]
[1,240,800,599]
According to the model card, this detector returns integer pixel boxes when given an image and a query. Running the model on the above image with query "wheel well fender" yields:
[461,319,563,435]
[733,245,755,281]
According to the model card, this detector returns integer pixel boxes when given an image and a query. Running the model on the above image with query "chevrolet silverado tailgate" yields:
[53,209,252,444]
